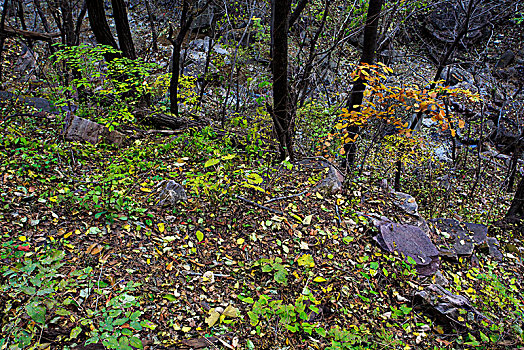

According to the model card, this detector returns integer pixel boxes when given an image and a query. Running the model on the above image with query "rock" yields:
[391,191,419,216]
[415,284,491,326]
[422,117,438,127]
[188,37,228,55]
[432,271,450,287]
[434,145,453,162]
[0,91,56,113]
[379,49,405,64]
[495,50,515,69]
[439,66,473,86]
[429,219,503,260]
[314,164,344,194]
[154,180,188,207]
[486,237,503,261]
[62,112,124,146]
[375,222,440,276]
[15,45,38,74]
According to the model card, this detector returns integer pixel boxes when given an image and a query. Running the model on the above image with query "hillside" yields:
[1,1,524,349]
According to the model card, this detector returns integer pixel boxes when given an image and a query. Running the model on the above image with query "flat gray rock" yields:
[416,284,491,326]
[429,218,503,261]
[375,222,439,276]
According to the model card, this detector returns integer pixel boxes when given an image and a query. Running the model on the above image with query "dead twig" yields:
[234,194,284,215]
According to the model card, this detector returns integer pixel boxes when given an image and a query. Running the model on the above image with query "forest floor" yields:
[1,9,524,350]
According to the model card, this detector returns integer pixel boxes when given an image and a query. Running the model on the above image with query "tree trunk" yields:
[341,0,383,171]
[0,0,10,84]
[111,0,136,59]
[60,0,77,46]
[144,0,158,52]
[169,0,193,116]
[86,0,120,60]
[271,0,294,160]
[506,174,524,219]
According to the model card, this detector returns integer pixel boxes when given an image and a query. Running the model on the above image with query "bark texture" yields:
[341,0,383,170]
[111,0,136,59]
[271,0,294,160]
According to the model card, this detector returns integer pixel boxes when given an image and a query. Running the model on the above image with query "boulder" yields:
[375,222,440,276]
[391,191,419,216]
[429,218,502,260]
[62,112,124,146]
[495,50,515,69]
[439,66,473,86]
[415,284,491,326]
[314,164,344,194]
[154,180,188,207]
[0,91,56,113]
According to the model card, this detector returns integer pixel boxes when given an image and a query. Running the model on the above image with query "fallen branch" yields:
[264,190,308,204]
[234,194,284,215]
[1,25,60,41]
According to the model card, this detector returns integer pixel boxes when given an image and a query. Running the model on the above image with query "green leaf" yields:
[239,296,254,304]
[163,294,177,301]
[26,301,46,324]
[56,308,71,316]
[70,326,82,339]
[204,158,220,167]
[196,230,204,242]
[297,254,315,267]
[285,324,298,332]
[129,310,141,321]
[315,327,327,337]
[130,320,142,331]
[274,270,288,285]
[103,336,119,349]
[118,336,133,350]
[129,336,143,349]
[406,255,417,265]
[113,317,128,326]
[121,328,133,336]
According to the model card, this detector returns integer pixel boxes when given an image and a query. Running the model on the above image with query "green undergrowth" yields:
[1,106,523,349]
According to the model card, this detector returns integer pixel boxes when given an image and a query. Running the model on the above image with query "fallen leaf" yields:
[302,215,313,225]
[205,309,220,327]
[90,245,103,255]
[222,305,240,318]
[203,271,215,283]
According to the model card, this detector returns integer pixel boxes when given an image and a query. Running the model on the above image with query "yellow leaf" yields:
[205,309,220,327]
[19,236,27,242]
[458,119,465,128]
[223,305,240,318]
[49,196,57,202]
[181,326,191,332]
[302,215,313,225]
[236,238,245,245]
[313,276,327,282]
[450,129,456,137]
[140,187,152,192]
[158,223,165,233]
